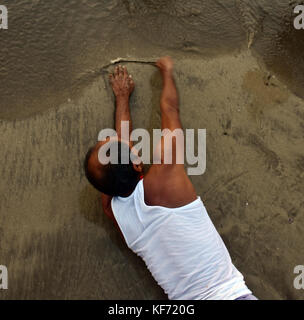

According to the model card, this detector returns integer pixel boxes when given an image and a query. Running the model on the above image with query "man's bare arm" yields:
[157,57,182,132]
[109,65,135,144]
[101,65,135,220]
[144,57,197,208]
[154,57,184,165]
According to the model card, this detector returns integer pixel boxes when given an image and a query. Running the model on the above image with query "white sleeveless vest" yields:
[111,180,252,300]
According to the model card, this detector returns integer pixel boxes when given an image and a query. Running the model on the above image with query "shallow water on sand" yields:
[0,0,303,119]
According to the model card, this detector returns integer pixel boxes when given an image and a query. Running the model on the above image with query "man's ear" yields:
[133,162,143,173]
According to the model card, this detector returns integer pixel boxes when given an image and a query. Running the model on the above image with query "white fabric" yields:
[111,180,252,300]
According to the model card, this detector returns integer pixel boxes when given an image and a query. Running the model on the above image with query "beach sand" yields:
[0,0,303,299]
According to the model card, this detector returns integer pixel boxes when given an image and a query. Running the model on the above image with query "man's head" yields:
[84,139,143,197]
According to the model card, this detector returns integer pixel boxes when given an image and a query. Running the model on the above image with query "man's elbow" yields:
[161,96,179,111]
[161,103,179,117]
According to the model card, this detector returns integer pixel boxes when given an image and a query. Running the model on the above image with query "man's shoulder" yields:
[143,166,197,208]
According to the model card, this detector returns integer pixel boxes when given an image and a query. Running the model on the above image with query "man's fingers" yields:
[128,75,135,90]
[109,67,135,94]
[123,66,129,79]
[109,73,114,84]
[114,66,119,77]
[118,65,124,77]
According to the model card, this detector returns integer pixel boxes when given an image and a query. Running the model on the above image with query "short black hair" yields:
[84,141,140,197]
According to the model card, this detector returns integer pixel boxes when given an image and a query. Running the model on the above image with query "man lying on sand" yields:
[84,56,257,300]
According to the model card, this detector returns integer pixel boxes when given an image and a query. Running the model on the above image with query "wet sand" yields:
[0,1,304,299]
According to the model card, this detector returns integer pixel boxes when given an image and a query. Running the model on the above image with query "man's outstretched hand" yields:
[109,65,135,98]
[156,56,174,74]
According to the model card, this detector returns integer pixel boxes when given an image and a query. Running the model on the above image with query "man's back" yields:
[111,179,252,300]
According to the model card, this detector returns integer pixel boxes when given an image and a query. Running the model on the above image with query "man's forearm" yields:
[109,65,135,144]
[160,71,179,113]
[160,70,182,131]
[115,95,132,142]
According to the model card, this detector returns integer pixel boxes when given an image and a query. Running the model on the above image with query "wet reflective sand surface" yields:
[1,0,303,119]
[0,1,303,299]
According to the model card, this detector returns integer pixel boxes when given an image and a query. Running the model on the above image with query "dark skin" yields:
[87,57,197,225]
